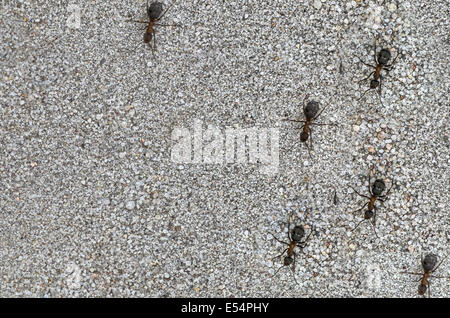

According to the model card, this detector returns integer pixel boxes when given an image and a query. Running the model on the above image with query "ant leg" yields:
[371,210,379,239]
[157,1,174,21]
[302,94,310,111]
[283,119,306,123]
[400,271,422,276]
[429,275,449,279]
[124,20,151,23]
[358,71,375,85]
[368,169,373,196]
[431,254,448,273]
[384,181,393,197]
[305,141,313,160]
[271,248,288,261]
[284,127,303,153]
[427,281,431,298]
[378,183,393,201]
[371,222,379,239]
[312,104,329,121]
[309,127,313,151]
[384,51,400,69]
[309,122,337,127]
[298,227,314,248]
[270,233,290,246]
[287,212,293,242]
[373,37,378,64]
[154,23,179,28]
[356,55,377,69]
[357,88,372,102]
[377,78,385,107]
[272,264,285,278]
[349,201,369,214]
[372,207,377,226]
[152,29,157,54]
[291,253,299,284]
[349,186,371,199]
[352,219,366,233]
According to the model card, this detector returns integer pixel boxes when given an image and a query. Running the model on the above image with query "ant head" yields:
[370,79,379,89]
[422,254,437,271]
[303,101,319,119]
[148,1,163,20]
[364,210,374,220]
[300,131,309,142]
[291,225,305,242]
[372,179,386,196]
[418,284,427,296]
[283,256,294,266]
[378,49,391,65]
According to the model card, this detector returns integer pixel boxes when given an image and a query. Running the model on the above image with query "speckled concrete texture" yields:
[0,0,448,297]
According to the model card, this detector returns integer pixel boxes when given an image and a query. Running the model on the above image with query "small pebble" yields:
[126,201,135,210]
[313,0,322,9]
[388,3,397,12]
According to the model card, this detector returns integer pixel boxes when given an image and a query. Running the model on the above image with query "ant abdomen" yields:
[364,210,374,219]
[300,131,309,142]
[369,79,379,89]
[418,284,427,296]
[283,256,294,266]
[144,32,152,43]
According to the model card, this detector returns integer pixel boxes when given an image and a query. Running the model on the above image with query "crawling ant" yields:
[357,37,399,106]
[349,170,392,237]
[126,1,177,52]
[401,254,448,298]
[283,95,336,158]
[270,212,314,283]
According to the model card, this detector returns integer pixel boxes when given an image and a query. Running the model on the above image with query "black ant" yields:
[357,37,399,106]
[126,1,177,52]
[401,254,449,298]
[270,212,314,283]
[283,95,336,158]
[349,169,392,238]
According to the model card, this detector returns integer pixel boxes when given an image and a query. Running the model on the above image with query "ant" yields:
[401,253,448,298]
[357,37,399,106]
[270,212,314,283]
[283,94,336,158]
[349,169,392,238]
[126,1,177,52]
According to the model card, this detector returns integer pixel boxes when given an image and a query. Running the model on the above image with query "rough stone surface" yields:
[0,0,448,297]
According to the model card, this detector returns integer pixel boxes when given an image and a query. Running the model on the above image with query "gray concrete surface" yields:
[0,0,449,297]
